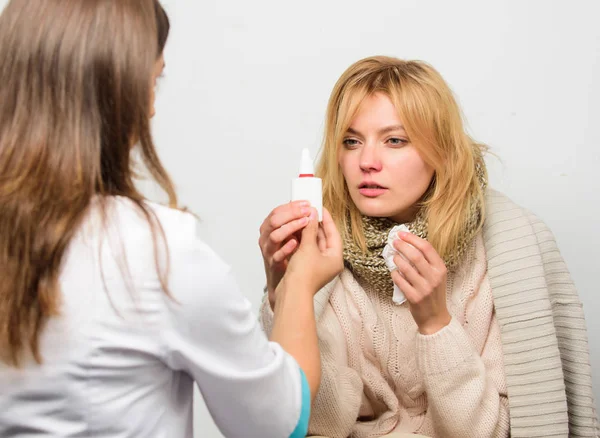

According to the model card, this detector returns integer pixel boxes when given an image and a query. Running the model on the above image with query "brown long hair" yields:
[0,0,176,366]
[317,56,487,258]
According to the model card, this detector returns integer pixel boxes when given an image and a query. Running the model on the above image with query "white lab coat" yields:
[0,197,309,438]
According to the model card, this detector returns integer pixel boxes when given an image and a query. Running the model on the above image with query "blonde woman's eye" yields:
[388,137,408,146]
[343,138,359,149]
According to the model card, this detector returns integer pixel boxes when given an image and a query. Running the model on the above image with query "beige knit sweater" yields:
[263,233,510,437]
[260,190,599,438]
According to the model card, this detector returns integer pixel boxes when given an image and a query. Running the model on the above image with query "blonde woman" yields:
[259,56,598,437]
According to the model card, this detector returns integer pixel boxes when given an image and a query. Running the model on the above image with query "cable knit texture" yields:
[264,233,509,438]
[259,190,599,438]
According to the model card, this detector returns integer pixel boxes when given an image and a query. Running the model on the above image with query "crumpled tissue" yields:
[381,224,411,305]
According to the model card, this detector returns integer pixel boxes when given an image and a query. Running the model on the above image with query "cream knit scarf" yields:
[343,165,487,296]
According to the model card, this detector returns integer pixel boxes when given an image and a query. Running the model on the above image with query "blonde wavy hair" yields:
[317,56,488,261]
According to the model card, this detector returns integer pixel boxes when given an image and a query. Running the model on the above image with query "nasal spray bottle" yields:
[291,148,323,221]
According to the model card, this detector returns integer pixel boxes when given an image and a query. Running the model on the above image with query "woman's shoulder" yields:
[484,189,529,220]
[482,189,564,277]
[100,196,228,274]
[106,196,198,241]
[142,201,228,269]
[484,189,554,238]
[142,199,197,234]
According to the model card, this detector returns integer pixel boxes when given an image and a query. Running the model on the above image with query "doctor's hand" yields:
[259,201,313,303]
[272,207,342,309]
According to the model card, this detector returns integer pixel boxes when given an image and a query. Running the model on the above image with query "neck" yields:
[389,204,419,224]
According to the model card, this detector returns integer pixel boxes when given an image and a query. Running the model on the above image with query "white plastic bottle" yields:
[291,148,323,221]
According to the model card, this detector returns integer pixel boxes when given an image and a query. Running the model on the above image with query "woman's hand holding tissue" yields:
[391,232,451,335]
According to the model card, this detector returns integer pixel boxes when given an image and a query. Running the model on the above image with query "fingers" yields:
[298,208,319,249]
[392,238,433,278]
[317,225,326,252]
[390,269,418,302]
[393,253,428,292]
[391,233,447,307]
[259,201,312,262]
[397,232,445,270]
[272,238,298,263]
[321,207,343,251]
[260,201,311,235]
[268,216,309,246]
[285,208,343,292]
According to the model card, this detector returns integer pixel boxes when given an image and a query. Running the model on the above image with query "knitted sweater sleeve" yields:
[259,292,364,438]
[416,315,510,437]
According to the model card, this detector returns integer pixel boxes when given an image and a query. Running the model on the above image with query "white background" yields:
[3,0,599,436]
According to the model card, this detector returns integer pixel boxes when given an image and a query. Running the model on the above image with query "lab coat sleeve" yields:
[160,218,309,438]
